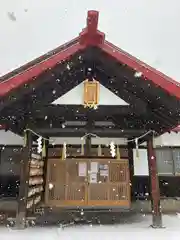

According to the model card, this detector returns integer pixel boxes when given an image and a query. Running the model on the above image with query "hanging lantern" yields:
[116,145,121,160]
[83,78,99,109]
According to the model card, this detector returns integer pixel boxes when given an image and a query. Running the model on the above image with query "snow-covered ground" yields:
[0,215,180,240]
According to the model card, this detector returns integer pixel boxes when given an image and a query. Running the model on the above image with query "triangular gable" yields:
[52,82,129,106]
[0,11,180,99]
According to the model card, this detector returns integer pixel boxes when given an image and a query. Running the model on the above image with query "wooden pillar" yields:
[147,137,162,228]
[127,141,134,200]
[85,135,91,156]
[16,130,32,229]
[42,138,49,202]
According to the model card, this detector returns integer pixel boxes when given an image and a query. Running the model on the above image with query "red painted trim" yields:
[79,11,105,46]
[102,41,180,99]
[0,42,83,96]
[172,126,180,132]
[0,10,180,101]
[0,37,79,83]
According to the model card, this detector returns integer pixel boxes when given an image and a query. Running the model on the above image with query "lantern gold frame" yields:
[83,79,100,109]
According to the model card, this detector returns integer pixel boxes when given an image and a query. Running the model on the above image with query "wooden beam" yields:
[31,104,147,118]
[5,116,153,136]
[94,67,148,115]
[96,51,179,131]
[127,140,134,200]
[42,138,49,203]
[34,128,146,138]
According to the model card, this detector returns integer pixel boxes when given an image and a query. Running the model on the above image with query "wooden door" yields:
[87,160,130,207]
[45,158,130,208]
[45,159,88,206]
[65,159,88,206]
[45,159,66,206]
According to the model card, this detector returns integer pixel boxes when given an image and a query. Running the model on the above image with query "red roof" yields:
[0,10,180,99]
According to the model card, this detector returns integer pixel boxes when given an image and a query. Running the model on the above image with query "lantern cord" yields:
[126,130,154,143]
[24,128,154,144]
[81,130,154,143]
[81,133,100,139]
[24,128,51,141]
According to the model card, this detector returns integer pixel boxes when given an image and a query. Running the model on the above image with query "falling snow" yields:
[7,12,16,21]
[134,71,143,78]
[0,1,180,236]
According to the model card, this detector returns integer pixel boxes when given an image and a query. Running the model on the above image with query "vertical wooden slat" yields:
[127,141,134,200]
[16,130,32,229]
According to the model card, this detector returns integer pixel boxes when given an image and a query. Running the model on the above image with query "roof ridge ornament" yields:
[79,10,105,46]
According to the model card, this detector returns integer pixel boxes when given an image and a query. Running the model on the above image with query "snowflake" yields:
[66,64,71,70]
[134,71,143,78]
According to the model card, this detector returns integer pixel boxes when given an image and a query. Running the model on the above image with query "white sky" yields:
[0,0,180,81]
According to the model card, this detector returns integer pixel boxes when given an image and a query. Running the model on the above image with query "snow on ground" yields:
[0,215,180,240]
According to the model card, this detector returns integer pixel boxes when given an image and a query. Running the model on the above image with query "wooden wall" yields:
[0,145,180,200]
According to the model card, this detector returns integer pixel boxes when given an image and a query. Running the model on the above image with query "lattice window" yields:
[155,149,173,175]
[172,149,180,175]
